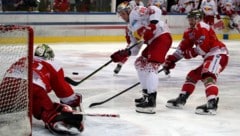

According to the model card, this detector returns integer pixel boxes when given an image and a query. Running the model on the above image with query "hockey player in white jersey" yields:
[111,1,172,114]
[113,0,145,74]
[113,1,144,74]
[200,0,221,25]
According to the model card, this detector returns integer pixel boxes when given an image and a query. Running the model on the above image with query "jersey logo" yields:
[197,35,205,45]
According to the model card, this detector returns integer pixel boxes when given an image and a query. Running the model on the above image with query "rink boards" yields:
[0,12,239,43]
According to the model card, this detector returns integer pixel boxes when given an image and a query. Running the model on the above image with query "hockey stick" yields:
[82,113,120,118]
[65,60,112,86]
[72,110,120,117]
[89,68,165,108]
[65,41,143,86]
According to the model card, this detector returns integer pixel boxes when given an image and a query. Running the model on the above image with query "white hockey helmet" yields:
[34,44,55,60]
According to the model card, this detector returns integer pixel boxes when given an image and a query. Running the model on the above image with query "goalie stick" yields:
[89,68,165,108]
[65,41,143,86]
[82,113,120,118]
[71,111,120,117]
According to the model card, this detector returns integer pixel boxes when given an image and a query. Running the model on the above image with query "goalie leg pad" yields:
[49,103,84,132]
[47,121,80,135]
[53,111,83,129]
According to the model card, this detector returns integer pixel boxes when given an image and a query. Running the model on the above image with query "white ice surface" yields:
[33,41,240,136]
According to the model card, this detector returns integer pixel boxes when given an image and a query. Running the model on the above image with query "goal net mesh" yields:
[0,25,33,136]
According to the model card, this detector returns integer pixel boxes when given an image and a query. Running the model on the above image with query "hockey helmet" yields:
[149,0,163,7]
[117,1,132,13]
[187,10,203,19]
[34,44,55,60]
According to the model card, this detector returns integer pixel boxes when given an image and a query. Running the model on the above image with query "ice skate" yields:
[195,97,219,115]
[166,93,190,109]
[136,92,156,114]
[135,89,147,103]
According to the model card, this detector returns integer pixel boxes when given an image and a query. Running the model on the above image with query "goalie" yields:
[0,44,84,135]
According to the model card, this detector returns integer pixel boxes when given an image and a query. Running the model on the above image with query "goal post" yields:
[0,25,33,136]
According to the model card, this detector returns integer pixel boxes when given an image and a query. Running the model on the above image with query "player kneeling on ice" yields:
[163,10,229,115]
[111,1,172,114]
[0,44,84,135]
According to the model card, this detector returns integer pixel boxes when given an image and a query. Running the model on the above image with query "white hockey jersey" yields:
[127,5,170,55]
[201,0,219,16]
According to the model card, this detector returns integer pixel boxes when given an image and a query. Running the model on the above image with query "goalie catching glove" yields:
[111,49,131,63]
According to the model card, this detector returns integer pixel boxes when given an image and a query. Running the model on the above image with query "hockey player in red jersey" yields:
[163,10,229,115]
[33,44,84,134]
[0,44,84,135]
[111,1,172,114]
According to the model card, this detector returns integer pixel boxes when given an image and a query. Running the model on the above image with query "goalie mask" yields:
[34,44,55,60]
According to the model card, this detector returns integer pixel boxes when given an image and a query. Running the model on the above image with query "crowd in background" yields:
[0,0,240,15]
[0,0,110,12]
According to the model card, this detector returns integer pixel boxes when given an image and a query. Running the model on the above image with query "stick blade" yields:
[64,77,79,86]
[89,102,102,108]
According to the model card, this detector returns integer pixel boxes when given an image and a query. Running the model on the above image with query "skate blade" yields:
[165,103,184,109]
[135,107,156,114]
[195,109,217,115]
[135,101,144,104]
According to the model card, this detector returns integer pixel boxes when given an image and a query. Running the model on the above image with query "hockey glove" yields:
[163,55,178,75]
[111,49,131,63]
[143,23,156,43]
[183,48,198,59]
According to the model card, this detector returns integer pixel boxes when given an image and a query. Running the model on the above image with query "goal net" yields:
[0,25,33,136]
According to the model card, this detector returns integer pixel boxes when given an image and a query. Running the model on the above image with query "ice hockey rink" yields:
[33,40,240,136]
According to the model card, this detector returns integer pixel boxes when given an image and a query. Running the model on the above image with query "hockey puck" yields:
[72,72,79,75]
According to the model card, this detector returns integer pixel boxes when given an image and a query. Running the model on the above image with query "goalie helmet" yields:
[187,9,203,19]
[117,1,132,13]
[34,44,55,60]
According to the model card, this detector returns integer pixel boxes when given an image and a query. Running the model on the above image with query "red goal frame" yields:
[0,25,34,135]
